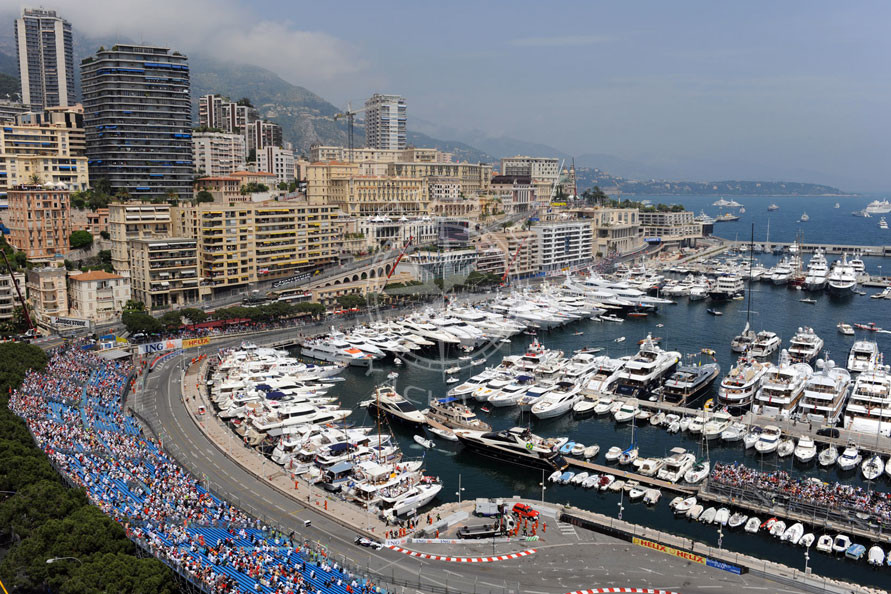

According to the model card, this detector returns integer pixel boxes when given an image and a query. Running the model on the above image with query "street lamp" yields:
[455,473,465,503]
[804,548,810,574]
[617,489,625,521]
[539,470,547,503]
[717,526,723,549]
[46,557,82,565]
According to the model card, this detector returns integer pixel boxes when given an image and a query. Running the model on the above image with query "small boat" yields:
[777,438,795,457]
[769,520,787,537]
[743,427,761,450]
[799,298,816,304]
[686,504,704,520]
[837,444,862,471]
[673,496,696,514]
[471,358,486,366]
[728,512,748,529]
[837,322,855,335]
[413,435,435,449]
[458,355,472,361]
[583,444,600,458]
[614,336,626,343]
[445,366,461,374]
[600,315,624,323]
[608,479,625,492]
[627,312,648,318]
[721,422,747,443]
[706,308,723,316]
[744,517,761,533]
[699,507,717,524]
[605,446,623,462]
[818,446,839,467]
[500,338,511,344]
[557,471,574,485]
[834,202,840,208]
[679,416,692,432]
[846,544,866,561]
[627,482,647,501]
[582,474,600,489]
[684,460,709,484]
[559,441,576,455]
[394,358,403,366]
[387,372,399,380]
[599,474,615,491]
[794,437,818,463]
[570,471,589,485]
[799,212,810,222]
[643,489,661,505]
[799,533,815,548]
[619,447,639,465]
[782,523,804,544]
[446,377,460,384]
[815,535,834,553]
[650,411,666,426]
[862,454,884,480]
[768,203,779,211]
[762,517,778,531]
[480,406,491,414]
[572,399,597,416]
[428,426,458,441]
[714,508,730,526]
[869,546,886,566]
[571,443,586,457]
[573,331,584,336]
[832,534,852,554]
[548,470,563,483]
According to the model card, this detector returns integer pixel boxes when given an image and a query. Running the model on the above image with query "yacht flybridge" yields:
[613,335,681,398]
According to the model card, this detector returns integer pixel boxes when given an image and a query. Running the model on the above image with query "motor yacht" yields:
[847,341,879,374]
[708,274,745,300]
[531,380,582,419]
[702,411,733,440]
[794,436,818,463]
[301,337,378,367]
[843,368,891,436]
[754,425,782,454]
[720,421,747,442]
[752,351,813,418]
[455,426,568,471]
[613,402,639,423]
[361,386,427,426]
[424,397,491,431]
[717,357,767,411]
[787,327,824,363]
[583,357,626,396]
[796,360,851,425]
[770,258,794,285]
[837,444,862,471]
[472,376,513,403]
[749,331,782,360]
[803,249,829,291]
[487,378,534,407]
[657,447,696,483]
[613,335,681,398]
[660,362,720,406]
[827,254,858,296]
[448,370,496,399]
[837,322,856,335]
[684,460,710,484]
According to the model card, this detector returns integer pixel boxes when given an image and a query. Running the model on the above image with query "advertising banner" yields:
[138,338,182,355]
[183,337,211,349]
[632,537,706,565]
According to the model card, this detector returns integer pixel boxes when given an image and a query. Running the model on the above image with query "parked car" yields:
[816,427,841,439]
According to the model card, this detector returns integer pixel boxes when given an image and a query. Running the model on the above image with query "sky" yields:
[4,1,890,191]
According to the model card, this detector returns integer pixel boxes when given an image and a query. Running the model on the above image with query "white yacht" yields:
[448,370,496,399]
[749,331,781,360]
[847,341,879,374]
[865,199,891,214]
[708,274,745,300]
[613,335,681,397]
[794,436,818,463]
[656,447,696,483]
[770,258,794,285]
[582,356,626,396]
[730,322,757,353]
[717,357,767,411]
[702,411,733,441]
[787,327,824,363]
[754,425,782,454]
[301,338,377,367]
[531,380,582,419]
[827,254,858,296]
[455,426,568,471]
[803,249,829,291]
[752,351,813,418]
[837,444,862,472]
[796,360,851,425]
[401,318,460,344]
[843,368,891,436]
[361,386,427,426]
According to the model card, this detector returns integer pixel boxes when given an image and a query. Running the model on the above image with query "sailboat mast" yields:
[745,223,754,326]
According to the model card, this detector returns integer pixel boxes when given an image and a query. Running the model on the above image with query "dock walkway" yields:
[565,457,697,495]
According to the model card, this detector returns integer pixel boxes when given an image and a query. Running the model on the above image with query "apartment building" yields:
[388,162,492,196]
[26,265,68,325]
[638,211,702,247]
[306,161,428,216]
[356,216,439,250]
[532,220,593,272]
[68,270,130,322]
[475,230,540,278]
[310,146,451,164]
[500,156,560,182]
[6,185,71,260]
[81,45,192,199]
[257,146,295,184]
[15,9,75,110]
[129,238,201,310]
[0,100,30,122]
[490,175,535,214]
[584,207,643,257]
[0,105,88,193]
[170,198,339,295]
[193,132,246,176]
[364,93,406,150]
[0,271,26,324]
[198,94,258,134]
[70,207,108,236]
[245,119,283,152]
[107,203,172,275]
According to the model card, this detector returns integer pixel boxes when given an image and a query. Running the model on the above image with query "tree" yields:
[195,190,214,203]
[236,97,254,108]
[336,294,366,310]
[179,308,208,325]
[123,300,146,313]
[69,230,94,250]
[121,311,162,335]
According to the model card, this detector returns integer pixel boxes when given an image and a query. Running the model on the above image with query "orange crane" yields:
[386,236,413,281]
[1,250,33,331]
[501,238,527,286]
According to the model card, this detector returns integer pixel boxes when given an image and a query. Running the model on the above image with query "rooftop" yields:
[70,270,124,282]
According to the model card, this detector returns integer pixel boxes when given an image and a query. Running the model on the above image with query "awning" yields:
[327,461,353,474]
[97,349,131,360]
[266,390,286,400]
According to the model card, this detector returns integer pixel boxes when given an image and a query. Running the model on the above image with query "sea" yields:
[289,195,891,588]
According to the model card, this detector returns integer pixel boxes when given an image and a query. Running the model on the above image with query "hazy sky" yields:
[5,1,890,190]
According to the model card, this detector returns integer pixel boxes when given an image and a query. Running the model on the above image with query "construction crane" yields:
[385,236,413,281]
[1,250,34,332]
[501,238,528,286]
[333,102,367,161]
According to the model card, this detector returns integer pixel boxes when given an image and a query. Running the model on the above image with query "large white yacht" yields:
[301,337,378,367]
[708,274,745,300]
[752,351,813,418]
[796,360,851,424]
[530,380,583,419]
[749,331,782,360]
[613,335,681,397]
[361,386,427,426]
[827,254,858,296]
[848,341,880,374]
[583,356,626,396]
[770,258,794,285]
[455,426,568,471]
[803,249,829,291]
[865,199,891,214]
[787,327,824,363]
[717,357,768,410]
[843,368,891,436]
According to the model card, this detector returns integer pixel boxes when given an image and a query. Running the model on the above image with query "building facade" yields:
[129,238,201,310]
[586,207,643,257]
[245,119,282,152]
[81,45,192,199]
[638,211,702,247]
[490,175,535,214]
[6,185,71,260]
[388,162,492,196]
[500,156,560,183]
[26,265,68,325]
[14,9,75,111]
[307,161,428,217]
[364,93,406,150]
[68,270,130,322]
[310,145,450,164]
[107,203,172,274]
[193,132,246,177]
[532,220,593,272]
[475,229,540,279]
[0,271,26,324]
[0,105,88,194]
[257,146,295,184]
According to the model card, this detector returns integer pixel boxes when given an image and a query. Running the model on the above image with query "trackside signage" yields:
[138,339,182,355]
